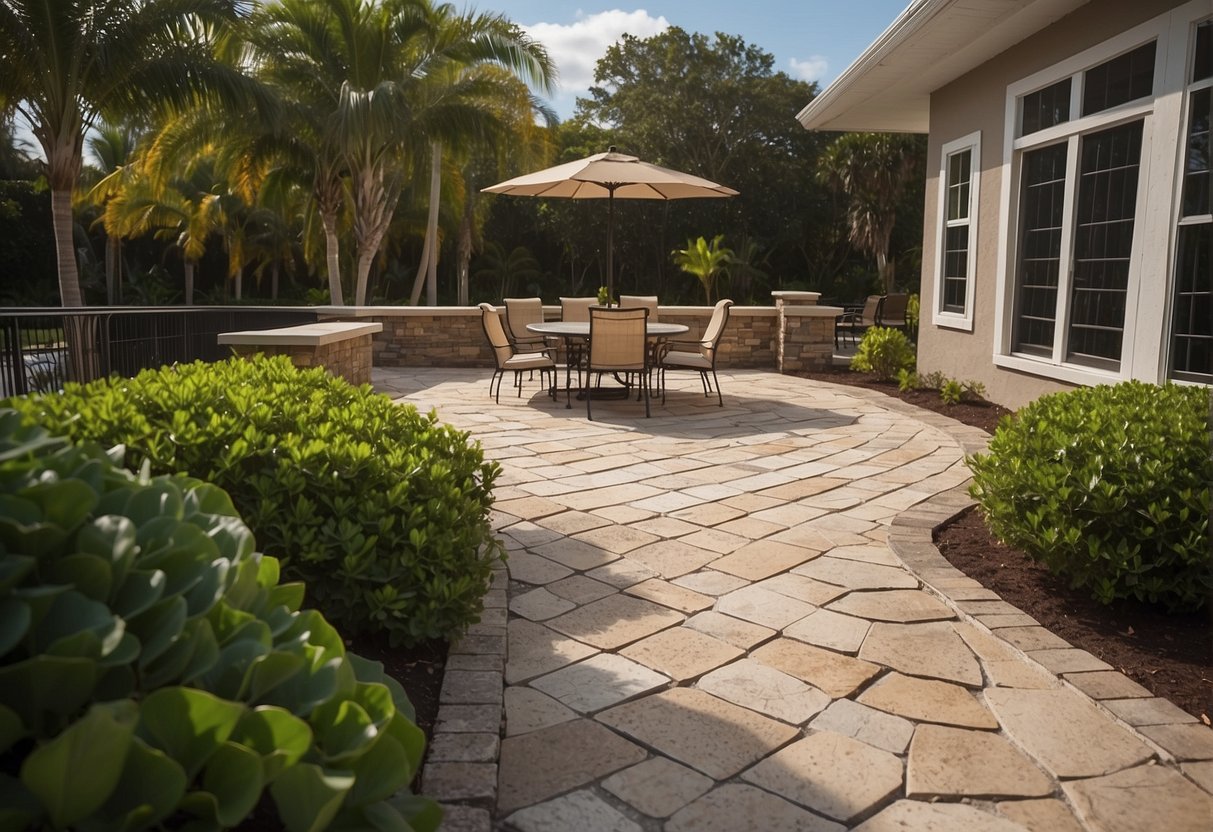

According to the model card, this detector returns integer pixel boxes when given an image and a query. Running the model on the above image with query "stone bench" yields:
[218,321,383,385]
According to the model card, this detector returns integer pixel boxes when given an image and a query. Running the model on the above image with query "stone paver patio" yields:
[375,367,1213,832]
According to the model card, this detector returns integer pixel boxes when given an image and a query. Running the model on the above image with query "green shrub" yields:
[968,381,1212,611]
[0,411,439,832]
[850,327,916,381]
[939,379,963,405]
[4,356,502,646]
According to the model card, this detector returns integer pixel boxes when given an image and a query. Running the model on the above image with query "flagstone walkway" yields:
[374,368,1213,832]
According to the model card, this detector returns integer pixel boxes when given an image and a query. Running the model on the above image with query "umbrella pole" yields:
[607,186,615,307]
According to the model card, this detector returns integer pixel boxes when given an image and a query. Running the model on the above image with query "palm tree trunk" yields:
[410,237,431,306]
[457,196,474,306]
[184,261,195,305]
[105,236,118,305]
[877,252,893,295]
[321,211,344,305]
[425,142,442,307]
[271,263,279,300]
[51,189,84,307]
[234,266,243,300]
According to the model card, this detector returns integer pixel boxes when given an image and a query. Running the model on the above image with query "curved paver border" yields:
[890,487,1213,775]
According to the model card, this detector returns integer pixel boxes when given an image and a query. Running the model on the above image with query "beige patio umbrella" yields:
[482,147,738,304]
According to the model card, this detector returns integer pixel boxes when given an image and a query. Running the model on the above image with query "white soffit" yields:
[797,0,1092,133]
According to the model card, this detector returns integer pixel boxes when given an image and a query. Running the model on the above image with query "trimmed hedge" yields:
[4,356,502,645]
[0,411,439,831]
[968,381,1212,611]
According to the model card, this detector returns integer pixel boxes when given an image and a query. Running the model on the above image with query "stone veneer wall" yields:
[319,304,836,372]
[228,333,376,386]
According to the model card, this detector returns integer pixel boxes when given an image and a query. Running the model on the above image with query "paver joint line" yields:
[376,368,1212,829]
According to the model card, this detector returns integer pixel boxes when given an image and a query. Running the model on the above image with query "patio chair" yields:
[877,292,909,330]
[657,299,733,406]
[503,297,550,353]
[478,303,557,403]
[559,296,598,322]
[586,306,651,420]
[618,295,659,322]
[835,295,883,348]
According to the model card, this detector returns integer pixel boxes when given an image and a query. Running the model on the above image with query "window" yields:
[933,133,980,328]
[994,3,1212,388]
[1168,20,1212,382]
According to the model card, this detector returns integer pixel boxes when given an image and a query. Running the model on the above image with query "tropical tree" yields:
[816,133,925,294]
[0,0,254,307]
[672,235,733,304]
[473,241,541,299]
[81,120,145,304]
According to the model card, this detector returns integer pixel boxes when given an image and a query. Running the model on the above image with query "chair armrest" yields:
[661,338,710,350]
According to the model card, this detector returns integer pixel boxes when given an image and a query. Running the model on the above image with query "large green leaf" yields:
[0,655,98,729]
[44,554,113,603]
[389,794,443,832]
[76,516,138,587]
[37,590,123,659]
[0,598,30,659]
[245,651,306,702]
[183,484,238,519]
[383,713,425,777]
[264,654,342,717]
[270,764,354,832]
[311,700,376,765]
[101,737,187,832]
[230,707,312,782]
[124,481,185,525]
[21,479,99,531]
[20,701,137,828]
[0,554,34,593]
[111,569,167,619]
[194,513,255,563]
[141,618,218,689]
[199,741,264,827]
[345,733,408,808]
[138,688,246,780]
[130,596,187,666]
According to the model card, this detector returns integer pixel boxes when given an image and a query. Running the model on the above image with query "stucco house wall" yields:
[917,0,1204,408]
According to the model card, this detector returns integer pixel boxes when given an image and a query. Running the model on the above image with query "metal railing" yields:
[0,306,321,397]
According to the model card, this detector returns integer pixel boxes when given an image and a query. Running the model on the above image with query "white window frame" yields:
[990,3,1204,388]
[932,132,980,331]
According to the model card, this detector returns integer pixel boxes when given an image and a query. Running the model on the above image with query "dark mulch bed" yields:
[797,365,1213,723]
[349,634,447,741]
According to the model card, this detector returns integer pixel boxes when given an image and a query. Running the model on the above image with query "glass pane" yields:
[1082,41,1156,116]
[1169,223,1212,381]
[1066,121,1144,367]
[1195,21,1211,84]
[943,225,968,313]
[1022,80,1071,136]
[1182,88,1211,218]
[946,150,971,221]
[1013,143,1068,355]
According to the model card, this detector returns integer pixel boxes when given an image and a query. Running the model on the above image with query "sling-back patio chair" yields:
[657,299,733,406]
[617,295,659,321]
[478,303,556,403]
[586,306,651,420]
[835,294,883,348]
[503,297,551,353]
[877,292,909,329]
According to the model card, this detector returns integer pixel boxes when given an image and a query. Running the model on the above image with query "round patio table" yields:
[527,321,688,408]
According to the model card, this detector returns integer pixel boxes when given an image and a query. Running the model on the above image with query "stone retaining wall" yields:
[320,304,831,372]
[218,322,381,385]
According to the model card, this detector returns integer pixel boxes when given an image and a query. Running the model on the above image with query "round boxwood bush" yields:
[968,381,1212,611]
[850,327,916,381]
[0,411,439,832]
[3,355,502,645]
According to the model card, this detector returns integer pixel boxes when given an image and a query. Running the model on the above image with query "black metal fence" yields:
[0,306,321,397]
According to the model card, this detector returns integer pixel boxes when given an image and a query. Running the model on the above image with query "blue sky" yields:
[495,2,911,117]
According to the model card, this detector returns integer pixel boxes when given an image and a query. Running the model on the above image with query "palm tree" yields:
[673,235,733,304]
[0,0,254,307]
[81,120,144,304]
[473,241,541,299]
[408,12,555,307]
[816,133,923,294]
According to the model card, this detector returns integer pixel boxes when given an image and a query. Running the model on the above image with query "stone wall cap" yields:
[781,305,844,317]
[218,321,383,346]
[770,291,821,302]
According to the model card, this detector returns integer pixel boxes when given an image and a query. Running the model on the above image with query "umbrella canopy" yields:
[482,148,738,303]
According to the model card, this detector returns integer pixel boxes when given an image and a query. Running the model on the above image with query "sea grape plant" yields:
[0,411,440,831]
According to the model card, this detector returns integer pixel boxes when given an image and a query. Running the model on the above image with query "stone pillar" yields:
[219,322,383,386]
[774,304,844,373]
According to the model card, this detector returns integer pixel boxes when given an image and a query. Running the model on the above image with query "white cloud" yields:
[524,9,670,111]
[789,55,829,83]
